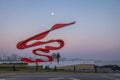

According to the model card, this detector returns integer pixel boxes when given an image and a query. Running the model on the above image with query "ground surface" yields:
[0,72,120,80]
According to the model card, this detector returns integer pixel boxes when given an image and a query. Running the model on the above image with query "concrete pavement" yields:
[0,73,120,80]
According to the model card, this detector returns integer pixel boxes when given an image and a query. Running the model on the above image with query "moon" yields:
[51,12,54,15]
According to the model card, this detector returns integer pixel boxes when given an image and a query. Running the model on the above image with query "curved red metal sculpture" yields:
[16,22,76,63]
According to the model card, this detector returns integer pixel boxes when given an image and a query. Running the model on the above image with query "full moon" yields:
[51,12,54,15]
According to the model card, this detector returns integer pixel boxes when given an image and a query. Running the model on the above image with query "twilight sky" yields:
[0,0,120,61]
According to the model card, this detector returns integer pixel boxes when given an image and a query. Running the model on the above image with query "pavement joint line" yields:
[0,75,4,76]
[115,74,120,76]
[49,77,65,80]
[0,79,6,80]
[69,78,80,80]
[7,78,16,80]
[103,76,120,80]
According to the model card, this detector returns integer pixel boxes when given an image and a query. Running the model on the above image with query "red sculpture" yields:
[16,22,76,63]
